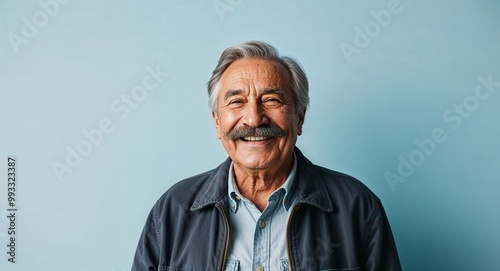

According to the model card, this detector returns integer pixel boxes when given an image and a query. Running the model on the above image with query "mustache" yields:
[226,124,287,140]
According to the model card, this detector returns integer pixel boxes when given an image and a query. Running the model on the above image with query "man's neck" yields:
[232,158,293,211]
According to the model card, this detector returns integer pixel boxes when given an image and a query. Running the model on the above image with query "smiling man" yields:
[132,41,402,271]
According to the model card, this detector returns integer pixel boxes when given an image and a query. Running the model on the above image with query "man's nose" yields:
[241,101,269,127]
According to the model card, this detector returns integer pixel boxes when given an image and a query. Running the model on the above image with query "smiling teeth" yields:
[243,136,269,141]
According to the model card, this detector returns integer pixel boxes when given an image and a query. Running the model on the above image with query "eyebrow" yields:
[262,88,286,96]
[223,88,286,101]
[224,89,244,101]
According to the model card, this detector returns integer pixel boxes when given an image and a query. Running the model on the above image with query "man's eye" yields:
[264,98,281,104]
[228,99,243,105]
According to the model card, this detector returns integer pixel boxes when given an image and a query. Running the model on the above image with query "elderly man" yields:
[132,41,402,271]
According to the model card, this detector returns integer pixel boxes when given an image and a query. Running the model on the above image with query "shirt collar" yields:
[191,147,334,213]
[227,152,298,213]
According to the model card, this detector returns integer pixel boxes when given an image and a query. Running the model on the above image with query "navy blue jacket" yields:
[132,148,402,270]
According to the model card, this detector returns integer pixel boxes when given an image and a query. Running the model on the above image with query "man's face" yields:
[212,58,305,171]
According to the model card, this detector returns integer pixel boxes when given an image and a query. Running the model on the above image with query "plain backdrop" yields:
[1,0,499,270]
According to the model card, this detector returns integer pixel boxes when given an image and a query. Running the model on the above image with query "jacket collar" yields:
[191,147,334,213]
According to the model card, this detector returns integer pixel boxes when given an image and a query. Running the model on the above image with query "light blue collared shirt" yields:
[225,153,298,271]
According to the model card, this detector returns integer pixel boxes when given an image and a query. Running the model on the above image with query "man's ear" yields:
[212,111,222,139]
[297,109,306,136]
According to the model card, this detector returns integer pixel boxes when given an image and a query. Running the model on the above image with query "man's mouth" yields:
[227,124,286,141]
[241,136,271,141]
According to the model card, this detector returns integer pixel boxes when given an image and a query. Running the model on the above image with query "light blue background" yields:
[1,0,499,270]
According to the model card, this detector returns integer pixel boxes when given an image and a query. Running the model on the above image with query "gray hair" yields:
[207,41,309,115]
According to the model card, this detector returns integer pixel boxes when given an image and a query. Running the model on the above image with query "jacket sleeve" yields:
[362,201,402,271]
[132,203,161,271]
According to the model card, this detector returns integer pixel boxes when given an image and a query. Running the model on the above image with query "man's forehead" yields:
[221,58,289,82]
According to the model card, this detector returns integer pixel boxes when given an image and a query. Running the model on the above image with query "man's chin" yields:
[232,153,276,170]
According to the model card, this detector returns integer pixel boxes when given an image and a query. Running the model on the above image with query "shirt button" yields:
[258,220,266,228]
[256,266,264,271]
[235,195,241,200]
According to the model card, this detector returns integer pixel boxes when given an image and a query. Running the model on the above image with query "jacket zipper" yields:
[218,203,230,271]
[286,203,301,271]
